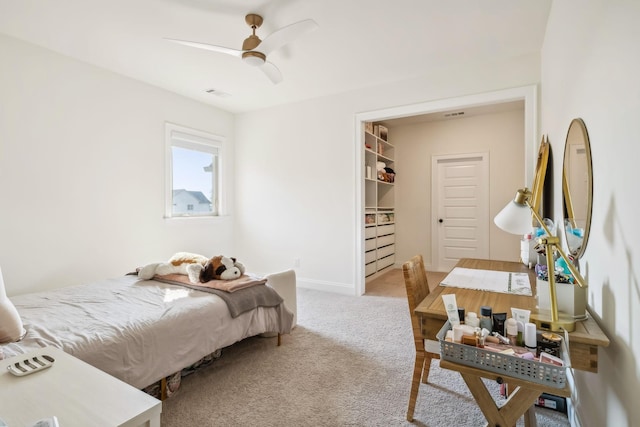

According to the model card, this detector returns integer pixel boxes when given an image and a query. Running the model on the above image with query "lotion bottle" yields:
[505,318,518,346]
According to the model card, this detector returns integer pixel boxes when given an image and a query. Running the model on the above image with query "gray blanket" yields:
[151,275,284,318]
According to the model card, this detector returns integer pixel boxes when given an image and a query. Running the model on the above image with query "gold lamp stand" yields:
[530,234,577,332]
[495,188,587,333]
[526,194,587,332]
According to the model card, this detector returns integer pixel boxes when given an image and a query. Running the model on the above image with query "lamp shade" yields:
[0,266,25,343]
[494,198,533,235]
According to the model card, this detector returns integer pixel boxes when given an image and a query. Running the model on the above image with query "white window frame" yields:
[165,123,226,219]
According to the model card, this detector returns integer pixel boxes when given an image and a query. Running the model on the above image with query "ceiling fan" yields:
[166,13,318,84]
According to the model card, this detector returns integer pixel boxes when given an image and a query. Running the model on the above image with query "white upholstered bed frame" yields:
[0,269,297,394]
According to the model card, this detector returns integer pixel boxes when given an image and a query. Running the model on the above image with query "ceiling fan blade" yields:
[260,61,283,84]
[165,38,244,57]
[257,19,318,56]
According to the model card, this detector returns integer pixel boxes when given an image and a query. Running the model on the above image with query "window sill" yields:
[163,215,231,225]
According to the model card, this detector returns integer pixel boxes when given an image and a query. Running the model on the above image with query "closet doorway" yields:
[354,85,538,296]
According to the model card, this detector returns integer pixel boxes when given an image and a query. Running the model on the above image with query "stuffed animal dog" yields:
[138,252,245,284]
[199,255,245,282]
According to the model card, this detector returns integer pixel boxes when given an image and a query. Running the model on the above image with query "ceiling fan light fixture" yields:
[242,51,266,66]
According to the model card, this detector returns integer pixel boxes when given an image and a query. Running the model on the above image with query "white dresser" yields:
[0,346,161,427]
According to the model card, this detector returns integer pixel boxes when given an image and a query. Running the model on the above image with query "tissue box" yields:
[536,278,586,318]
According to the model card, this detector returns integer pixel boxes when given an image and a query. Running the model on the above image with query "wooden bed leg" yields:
[160,377,168,401]
[277,333,282,346]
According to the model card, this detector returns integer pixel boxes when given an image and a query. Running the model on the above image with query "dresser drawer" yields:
[377,254,395,270]
[365,226,377,239]
[377,224,395,236]
[365,262,377,277]
[377,244,395,259]
[365,238,376,252]
[377,234,394,248]
[365,250,377,264]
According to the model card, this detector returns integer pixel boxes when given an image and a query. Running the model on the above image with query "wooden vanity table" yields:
[416,258,609,371]
[415,258,609,426]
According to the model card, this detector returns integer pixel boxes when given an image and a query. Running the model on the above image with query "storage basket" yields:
[437,322,568,388]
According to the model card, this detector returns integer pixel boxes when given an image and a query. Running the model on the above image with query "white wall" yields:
[0,34,236,295]
[391,108,525,271]
[542,1,640,425]
[235,54,541,293]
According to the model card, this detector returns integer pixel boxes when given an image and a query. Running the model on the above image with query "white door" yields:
[432,153,489,271]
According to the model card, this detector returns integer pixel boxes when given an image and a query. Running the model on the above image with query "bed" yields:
[0,270,295,394]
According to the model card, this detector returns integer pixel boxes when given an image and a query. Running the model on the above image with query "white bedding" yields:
[0,275,293,389]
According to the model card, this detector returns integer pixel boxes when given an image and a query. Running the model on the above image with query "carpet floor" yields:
[160,284,571,426]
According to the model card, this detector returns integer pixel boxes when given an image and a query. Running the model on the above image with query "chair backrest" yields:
[402,255,430,344]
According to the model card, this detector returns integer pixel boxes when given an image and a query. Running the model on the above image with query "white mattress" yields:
[0,275,293,389]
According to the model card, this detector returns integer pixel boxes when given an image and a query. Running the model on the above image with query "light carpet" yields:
[161,288,571,426]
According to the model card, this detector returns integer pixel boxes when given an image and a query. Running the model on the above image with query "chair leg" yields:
[421,353,432,384]
[407,350,426,422]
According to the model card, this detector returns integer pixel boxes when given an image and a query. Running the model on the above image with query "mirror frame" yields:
[562,118,593,258]
[530,135,550,215]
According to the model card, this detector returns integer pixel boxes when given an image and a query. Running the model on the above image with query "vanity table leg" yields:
[460,373,541,427]
[523,406,537,427]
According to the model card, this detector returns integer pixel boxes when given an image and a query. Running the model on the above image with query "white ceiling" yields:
[0,0,552,114]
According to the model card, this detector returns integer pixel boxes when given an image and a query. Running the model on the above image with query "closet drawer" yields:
[377,234,394,248]
[365,226,377,239]
[377,224,395,236]
[365,238,376,252]
[365,250,377,264]
[377,254,395,270]
[377,244,395,259]
[365,262,377,277]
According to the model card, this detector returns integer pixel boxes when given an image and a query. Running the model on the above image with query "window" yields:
[165,123,224,218]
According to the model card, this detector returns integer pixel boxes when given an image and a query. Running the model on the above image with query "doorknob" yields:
[438,218,443,223]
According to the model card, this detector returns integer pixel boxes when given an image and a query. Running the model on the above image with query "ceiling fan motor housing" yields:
[242,34,261,51]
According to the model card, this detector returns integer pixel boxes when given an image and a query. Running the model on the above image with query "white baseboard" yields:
[569,400,582,427]
[296,277,356,295]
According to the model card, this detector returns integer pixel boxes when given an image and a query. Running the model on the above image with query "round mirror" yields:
[562,118,593,258]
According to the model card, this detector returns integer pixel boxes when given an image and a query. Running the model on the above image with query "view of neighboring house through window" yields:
[166,123,223,218]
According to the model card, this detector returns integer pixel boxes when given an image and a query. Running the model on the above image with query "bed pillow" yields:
[0,267,25,343]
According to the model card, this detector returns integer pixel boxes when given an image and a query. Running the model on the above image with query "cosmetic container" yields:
[457,308,465,324]
[505,318,518,346]
[465,312,479,327]
[479,306,493,331]
[524,322,537,354]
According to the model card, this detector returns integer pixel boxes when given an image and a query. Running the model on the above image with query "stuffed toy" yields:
[138,252,209,283]
[376,161,396,183]
[138,252,245,284]
[199,256,246,282]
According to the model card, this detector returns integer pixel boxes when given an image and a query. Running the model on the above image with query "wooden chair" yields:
[402,254,439,422]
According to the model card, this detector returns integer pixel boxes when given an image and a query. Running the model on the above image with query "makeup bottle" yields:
[524,322,538,354]
[492,312,507,336]
[505,318,518,346]
[479,306,493,331]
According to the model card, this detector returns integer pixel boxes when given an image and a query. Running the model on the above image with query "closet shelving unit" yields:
[364,124,396,280]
